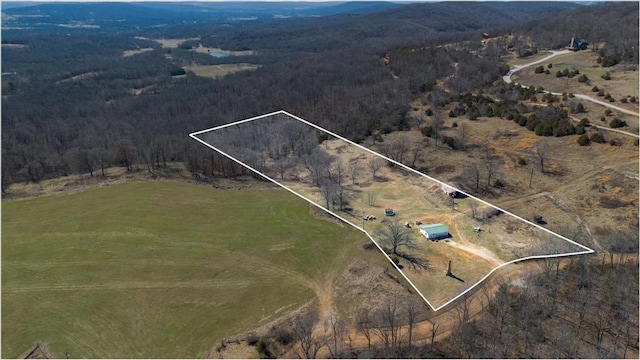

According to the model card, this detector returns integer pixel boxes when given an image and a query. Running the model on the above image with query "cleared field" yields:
[55,72,99,84]
[2,182,368,358]
[404,101,639,254]
[122,47,153,57]
[1,43,28,49]
[192,45,255,57]
[193,112,591,309]
[184,64,259,79]
[153,37,199,48]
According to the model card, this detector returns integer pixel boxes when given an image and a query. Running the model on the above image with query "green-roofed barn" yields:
[419,223,449,240]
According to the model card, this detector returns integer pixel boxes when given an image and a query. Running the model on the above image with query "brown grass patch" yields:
[191,44,255,57]
[184,64,259,79]
[55,72,98,84]
[122,48,153,57]
[599,196,633,209]
[153,37,199,49]
[1,43,28,49]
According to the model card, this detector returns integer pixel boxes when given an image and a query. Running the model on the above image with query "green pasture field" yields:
[2,181,366,358]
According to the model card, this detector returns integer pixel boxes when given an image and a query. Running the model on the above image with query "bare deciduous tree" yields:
[373,298,401,355]
[409,138,428,168]
[469,200,478,220]
[348,159,361,185]
[488,281,515,342]
[368,157,381,180]
[432,114,442,148]
[112,139,136,171]
[403,297,424,348]
[481,145,498,188]
[455,294,473,329]
[327,312,346,358]
[377,219,416,256]
[458,123,468,150]
[321,178,337,210]
[533,140,549,174]
[274,158,292,180]
[303,148,331,186]
[426,318,440,349]
[292,310,324,359]
[356,308,374,350]
[377,219,429,270]
[69,148,96,176]
[380,135,409,164]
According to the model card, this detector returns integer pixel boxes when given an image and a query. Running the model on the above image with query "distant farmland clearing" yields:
[184,63,259,79]
[1,182,365,358]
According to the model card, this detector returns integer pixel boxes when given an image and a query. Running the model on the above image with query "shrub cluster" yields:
[248,325,294,358]
[609,118,627,128]
[577,134,590,146]
[555,68,579,78]
[420,126,434,137]
[597,53,621,67]
[589,132,606,143]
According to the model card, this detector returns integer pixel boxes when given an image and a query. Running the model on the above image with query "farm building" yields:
[567,37,588,51]
[419,223,449,240]
[442,183,462,198]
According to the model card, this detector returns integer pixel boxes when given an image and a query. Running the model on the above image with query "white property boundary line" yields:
[189,110,595,312]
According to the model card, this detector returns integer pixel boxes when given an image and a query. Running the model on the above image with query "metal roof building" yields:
[419,223,449,240]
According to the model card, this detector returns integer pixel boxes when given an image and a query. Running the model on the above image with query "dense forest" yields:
[2,2,638,192]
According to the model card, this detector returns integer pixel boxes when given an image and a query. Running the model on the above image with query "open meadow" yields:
[184,64,259,79]
[2,181,372,358]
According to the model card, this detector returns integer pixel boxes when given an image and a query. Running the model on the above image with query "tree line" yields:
[2,2,635,192]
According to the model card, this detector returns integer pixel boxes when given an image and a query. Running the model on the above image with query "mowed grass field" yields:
[2,181,366,358]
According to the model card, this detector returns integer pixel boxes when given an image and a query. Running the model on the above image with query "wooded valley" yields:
[3,2,637,192]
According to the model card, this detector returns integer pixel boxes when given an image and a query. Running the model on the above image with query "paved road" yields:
[503,50,639,137]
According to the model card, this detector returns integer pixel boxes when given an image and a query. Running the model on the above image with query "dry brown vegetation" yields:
[511,50,639,126]
[198,114,594,309]
[1,43,29,49]
[184,64,259,79]
[55,71,99,84]
[191,44,255,57]
[152,37,199,48]
[121,47,154,57]
[403,104,638,252]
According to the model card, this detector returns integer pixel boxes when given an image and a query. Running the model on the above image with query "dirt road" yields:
[503,50,640,134]
[503,50,570,84]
